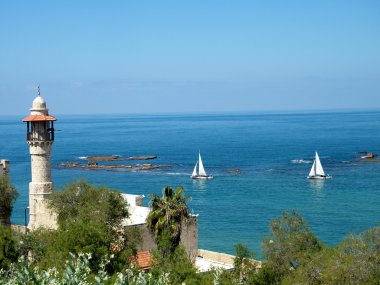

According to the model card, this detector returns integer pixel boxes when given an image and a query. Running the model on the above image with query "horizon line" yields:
[1,106,380,118]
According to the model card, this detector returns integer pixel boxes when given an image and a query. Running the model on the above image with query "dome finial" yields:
[30,87,47,115]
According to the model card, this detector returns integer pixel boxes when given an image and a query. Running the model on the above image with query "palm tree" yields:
[147,186,190,255]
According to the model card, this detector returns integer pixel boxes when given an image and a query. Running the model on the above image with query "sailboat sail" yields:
[308,160,316,177]
[192,162,198,177]
[191,151,213,179]
[314,152,325,176]
[198,153,207,176]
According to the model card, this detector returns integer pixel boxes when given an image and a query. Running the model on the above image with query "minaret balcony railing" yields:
[27,129,54,141]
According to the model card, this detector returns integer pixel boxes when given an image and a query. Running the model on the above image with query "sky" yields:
[0,0,379,115]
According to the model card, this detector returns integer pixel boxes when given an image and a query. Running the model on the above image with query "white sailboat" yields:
[307,151,332,179]
[191,152,213,179]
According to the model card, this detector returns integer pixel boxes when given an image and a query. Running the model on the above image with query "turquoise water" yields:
[1,111,380,256]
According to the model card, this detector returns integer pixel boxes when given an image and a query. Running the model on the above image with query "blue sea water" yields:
[1,111,380,256]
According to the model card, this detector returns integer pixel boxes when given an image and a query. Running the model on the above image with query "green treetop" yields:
[147,186,190,256]
[22,180,138,272]
[0,176,18,226]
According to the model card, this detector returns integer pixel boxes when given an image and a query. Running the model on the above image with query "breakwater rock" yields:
[87,155,158,163]
[84,163,171,171]
[58,155,170,171]
[356,152,380,162]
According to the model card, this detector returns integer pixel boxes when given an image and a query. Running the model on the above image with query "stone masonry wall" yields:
[28,141,56,229]
[29,142,52,183]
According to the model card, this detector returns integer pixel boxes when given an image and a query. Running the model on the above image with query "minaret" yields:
[22,87,57,229]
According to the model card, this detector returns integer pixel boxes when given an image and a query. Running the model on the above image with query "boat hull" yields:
[307,175,332,180]
[190,175,213,180]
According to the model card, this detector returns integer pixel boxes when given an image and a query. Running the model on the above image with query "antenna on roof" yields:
[37,85,41,96]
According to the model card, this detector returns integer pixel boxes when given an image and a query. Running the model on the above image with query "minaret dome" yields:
[31,96,48,115]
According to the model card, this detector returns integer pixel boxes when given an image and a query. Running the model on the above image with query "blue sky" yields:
[0,1,379,115]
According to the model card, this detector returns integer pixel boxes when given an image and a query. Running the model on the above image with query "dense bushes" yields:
[0,176,18,226]
[218,211,380,285]
[0,253,170,285]
[1,181,379,284]
[0,224,18,270]
[19,181,140,273]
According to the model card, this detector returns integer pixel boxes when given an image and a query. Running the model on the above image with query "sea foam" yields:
[291,159,312,164]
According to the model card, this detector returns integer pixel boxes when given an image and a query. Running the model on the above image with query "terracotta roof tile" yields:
[22,115,57,122]
[130,251,153,270]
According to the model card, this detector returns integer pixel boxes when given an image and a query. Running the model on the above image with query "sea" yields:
[1,110,380,257]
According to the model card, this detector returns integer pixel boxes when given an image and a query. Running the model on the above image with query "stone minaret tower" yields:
[22,87,57,229]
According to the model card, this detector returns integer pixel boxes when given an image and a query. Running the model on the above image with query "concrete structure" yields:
[122,193,199,260]
[22,88,57,229]
[0,159,10,179]
[196,249,235,272]
[196,249,261,273]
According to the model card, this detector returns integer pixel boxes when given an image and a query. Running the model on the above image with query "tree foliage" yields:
[0,176,18,225]
[22,181,138,272]
[261,210,323,283]
[147,186,190,256]
[0,224,18,270]
[152,246,205,285]
[233,243,260,284]
[213,243,261,285]
[49,180,129,231]
[283,226,380,285]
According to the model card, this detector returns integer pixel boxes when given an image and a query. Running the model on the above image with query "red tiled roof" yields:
[22,115,57,122]
[130,251,153,270]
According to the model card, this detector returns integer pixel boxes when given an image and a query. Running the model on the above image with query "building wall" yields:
[180,216,199,260]
[134,215,198,260]
[28,186,57,229]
